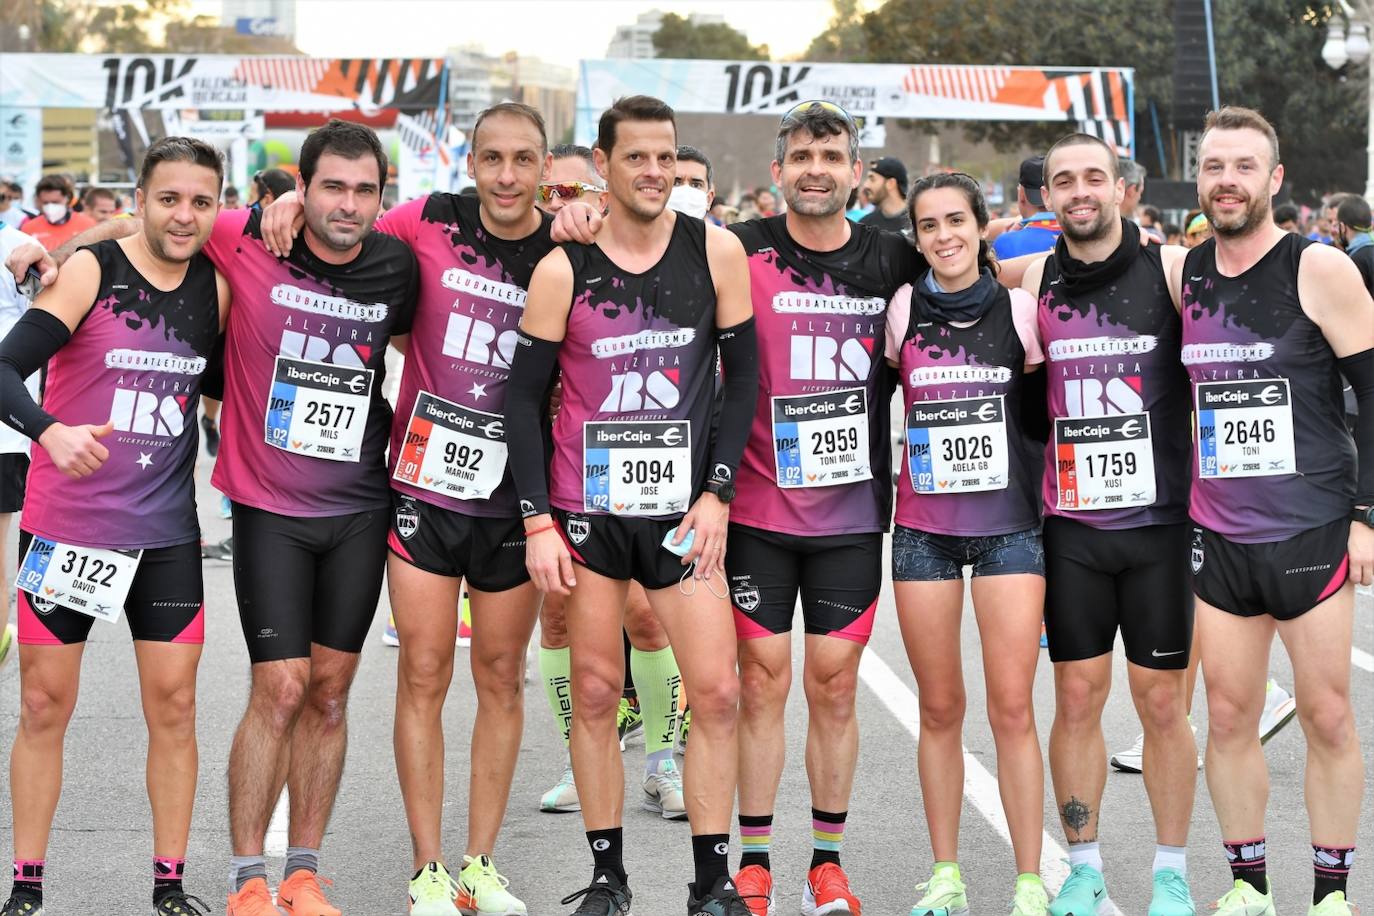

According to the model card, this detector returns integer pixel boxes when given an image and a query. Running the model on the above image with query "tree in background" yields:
[652,12,769,61]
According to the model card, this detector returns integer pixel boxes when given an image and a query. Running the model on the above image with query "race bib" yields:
[1195,379,1296,479]
[1054,413,1156,510]
[584,420,692,516]
[264,356,372,463]
[15,537,141,623]
[393,392,508,501]
[906,395,1009,494]
[771,388,872,489]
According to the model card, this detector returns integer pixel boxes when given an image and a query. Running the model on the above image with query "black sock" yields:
[738,814,773,871]
[1224,837,1267,895]
[1312,844,1354,904]
[691,834,730,897]
[586,828,626,882]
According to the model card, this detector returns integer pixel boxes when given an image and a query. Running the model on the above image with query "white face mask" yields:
[41,202,68,223]
[668,184,709,219]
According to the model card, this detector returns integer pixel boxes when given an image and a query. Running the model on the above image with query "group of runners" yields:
[0,95,1368,916]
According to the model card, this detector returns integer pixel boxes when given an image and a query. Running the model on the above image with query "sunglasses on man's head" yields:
[779,99,857,132]
[536,181,603,202]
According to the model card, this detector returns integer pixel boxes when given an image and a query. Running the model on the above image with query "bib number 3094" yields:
[264,356,372,463]
[15,537,142,623]
[584,420,692,516]
[906,395,1009,494]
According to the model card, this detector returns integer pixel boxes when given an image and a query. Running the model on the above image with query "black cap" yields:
[869,156,908,195]
[1019,156,1046,208]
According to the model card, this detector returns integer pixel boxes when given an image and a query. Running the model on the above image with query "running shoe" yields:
[201,415,220,457]
[226,878,285,916]
[409,861,460,916]
[1010,874,1049,916]
[1040,622,1048,649]
[457,855,527,916]
[617,697,643,750]
[560,868,632,915]
[383,614,400,647]
[802,862,861,915]
[277,869,340,916]
[1210,879,1276,916]
[153,889,210,915]
[1048,864,1109,916]
[1309,891,1356,916]
[675,706,692,756]
[1147,868,1195,916]
[457,594,472,647]
[688,875,751,915]
[1110,723,1200,774]
[219,494,233,520]
[1258,680,1297,744]
[732,864,775,916]
[0,621,16,672]
[912,862,968,916]
[0,889,42,916]
[540,760,581,813]
[200,537,233,562]
[642,758,688,820]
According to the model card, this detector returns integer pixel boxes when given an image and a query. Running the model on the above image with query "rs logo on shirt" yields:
[599,371,680,411]
[1063,377,1143,416]
[279,329,369,367]
[109,389,186,437]
[789,335,872,381]
[443,313,517,369]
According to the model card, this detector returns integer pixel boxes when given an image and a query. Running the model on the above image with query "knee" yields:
[571,668,624,720]
[986,688,1033,737]
[145,680,198,736]
[305,675,352,732]
[399,646,454,699]
[739,656,790,713]
[685,672,740,727]
[919,688,967,733]
[804,663,859,720]
[18,679,77,734]
[1137,677,1188,735]
[1206,689,1256,745]
[252,673,308,737]
[1299,691,1357,751]
[623,600,667,650]
[1055,672,1105,727]
[540,598,570,648]
[473,649,525,706]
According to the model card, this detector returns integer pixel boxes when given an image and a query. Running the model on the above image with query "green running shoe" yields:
[912,862,969,916]
[1210,879,1275,916]
[1048,864,1110,916]
[1309,891,1356,916]
[1148,868,1194,916]
[457,855,527,916]
[409,861,460,916]
[1010,874,1049,916]
[617,697,643,750]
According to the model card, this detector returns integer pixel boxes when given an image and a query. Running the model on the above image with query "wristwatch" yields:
[1352,506,1374,527]
[705,478,736,503]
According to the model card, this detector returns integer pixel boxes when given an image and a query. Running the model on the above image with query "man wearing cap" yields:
[858,156,912,235]
[993,155,1062,258]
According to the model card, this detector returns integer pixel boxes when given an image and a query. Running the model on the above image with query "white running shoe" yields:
[1258,680,1296,744]
[382,614,400,647]
[1110,722,1201,773]
[539,762,580,813]
[642,759,688,820]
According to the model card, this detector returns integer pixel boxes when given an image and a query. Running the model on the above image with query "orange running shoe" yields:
[226,877,286,916]
[802,862,860,915]
[733,864,776,916]
[277,869,341,916]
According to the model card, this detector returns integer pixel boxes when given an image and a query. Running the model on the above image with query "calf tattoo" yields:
[1060,795,1093,834]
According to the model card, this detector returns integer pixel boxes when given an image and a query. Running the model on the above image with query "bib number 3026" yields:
[906,395,1009,494]
[1195,379,1296,479]
[264,356,372,463]
[584,420,692,516]
[15,537,142,623]
[393,392,508,500]
[771,388,873,489]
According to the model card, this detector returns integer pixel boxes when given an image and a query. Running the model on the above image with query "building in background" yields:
[606,9,724,58]
[221,0,296,41]
[447,47,575,144]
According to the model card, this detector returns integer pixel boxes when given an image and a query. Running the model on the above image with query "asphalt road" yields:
[1,458,1372,915]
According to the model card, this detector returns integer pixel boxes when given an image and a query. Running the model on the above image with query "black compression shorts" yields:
[725,524,881,643]
[1043,517,1193,670]
[386,492,529,591]
[0,453,27,514]
[16,529,203,646]
[231,502,387,662]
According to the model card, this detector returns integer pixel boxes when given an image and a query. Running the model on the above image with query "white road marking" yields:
[266,790,289,857]
[1353,646,1374,674]
[859,648,1125,914]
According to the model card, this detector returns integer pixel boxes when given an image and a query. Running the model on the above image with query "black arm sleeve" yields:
[1338,347,1374,505]
[0,308,70,442]
[505,330,562,517]
[201,331,227,401]
[708,317,759,482]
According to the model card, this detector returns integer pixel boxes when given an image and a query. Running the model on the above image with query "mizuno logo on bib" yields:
[393,391,507,500]
[583,420,692,516]
[1195,379,1296,478]
[771,388,872,488]
[905,395,1009,493]
[264,356,372,462]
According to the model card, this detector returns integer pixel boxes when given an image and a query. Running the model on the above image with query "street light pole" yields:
[1325,2,1374,202]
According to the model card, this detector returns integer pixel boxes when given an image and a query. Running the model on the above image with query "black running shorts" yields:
[231,502,388,662]
[16,529,203,646]
[1043,516,1193,670]
[552,509,687,591]
[725,524,882,643]
[0,453,28,514]
[1191,518,1350,620]
[387,492,529,591]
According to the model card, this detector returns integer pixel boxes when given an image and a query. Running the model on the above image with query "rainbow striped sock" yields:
[811,808,846,869]
[739,814,773,871]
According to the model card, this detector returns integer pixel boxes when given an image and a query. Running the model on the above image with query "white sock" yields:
[1068,842,1103,872]
[1153,845,1187,876]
